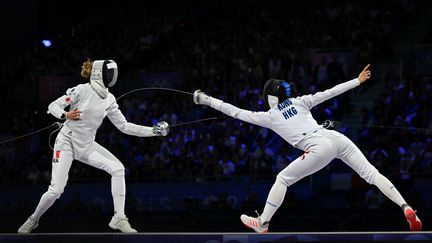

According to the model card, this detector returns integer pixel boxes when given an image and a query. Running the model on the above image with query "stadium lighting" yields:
[42,39,52,47]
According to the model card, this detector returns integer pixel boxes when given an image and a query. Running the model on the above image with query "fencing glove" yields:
[193,90,223,110]
[153,121,170,136]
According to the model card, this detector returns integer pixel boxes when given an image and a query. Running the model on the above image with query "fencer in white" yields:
[18,59,169,234]
[194,65,422,232]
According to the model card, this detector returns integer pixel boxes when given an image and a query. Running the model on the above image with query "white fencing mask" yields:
[90,60,118,99]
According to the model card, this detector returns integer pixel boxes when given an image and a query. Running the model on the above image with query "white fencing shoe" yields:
[109,214,137,233]
[240,211,269,233]
[18,216,38,234]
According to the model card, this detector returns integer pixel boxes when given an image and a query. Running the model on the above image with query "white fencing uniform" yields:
[31,83,157,221]
[205,78,408,223]
[49,83,155,159]
[213,79,379,184]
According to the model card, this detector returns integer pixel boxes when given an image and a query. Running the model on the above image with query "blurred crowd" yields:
[1,0,431,191]
[357,72,432,179]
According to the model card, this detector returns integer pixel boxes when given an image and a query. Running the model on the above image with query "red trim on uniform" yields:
[55,150,61,159]
[65,97,71,102]
[301,150,310,160]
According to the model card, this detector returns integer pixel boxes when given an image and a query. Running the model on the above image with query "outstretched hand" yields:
[358,64,371,84]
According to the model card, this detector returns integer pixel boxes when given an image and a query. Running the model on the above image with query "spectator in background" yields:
[313,56,329,89]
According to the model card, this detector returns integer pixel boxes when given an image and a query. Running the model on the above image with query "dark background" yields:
[1,0,432,233]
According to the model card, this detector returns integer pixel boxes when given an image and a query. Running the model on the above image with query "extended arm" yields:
[107,101,169,137]
[299,64,371,109]
[193,90,270,128]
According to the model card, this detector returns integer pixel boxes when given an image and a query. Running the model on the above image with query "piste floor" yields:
[1,232,431,243]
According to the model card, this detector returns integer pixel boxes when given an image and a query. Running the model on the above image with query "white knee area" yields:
[276,175,288,186]
[274,177,288,192]
[365,168,378,185]
[111,168,125,178]
[32,186,65,221]
[371,171,386,186]
[276,173,290,187]
[47,186,64,200]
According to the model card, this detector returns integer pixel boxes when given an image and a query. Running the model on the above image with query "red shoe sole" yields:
[405,208,422,231]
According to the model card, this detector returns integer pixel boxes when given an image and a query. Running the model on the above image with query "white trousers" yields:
[31,131,125,220]
[261,129,406,223]
[50,131,125,194]
[260,128,407,223]
[277,128,378,186]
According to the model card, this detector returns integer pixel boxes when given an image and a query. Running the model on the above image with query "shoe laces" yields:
[255,210,269,227]
[253,210,264,226]
[27,217,36,224]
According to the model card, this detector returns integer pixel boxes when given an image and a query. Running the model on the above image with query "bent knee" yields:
[47,187,64,199]
[111,167,125,177]
[276,174,292,187]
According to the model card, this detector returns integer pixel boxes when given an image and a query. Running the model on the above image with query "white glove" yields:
[153,121,169,136]
[193,90,223,109]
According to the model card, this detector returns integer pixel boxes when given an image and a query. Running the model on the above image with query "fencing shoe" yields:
[18,216,38,234]
[240,211,269,233]
[403,206,422,231]
[109,214,137,233]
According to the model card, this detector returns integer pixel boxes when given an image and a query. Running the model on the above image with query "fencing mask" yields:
[262,79,295,109]
[90,60,118,99]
